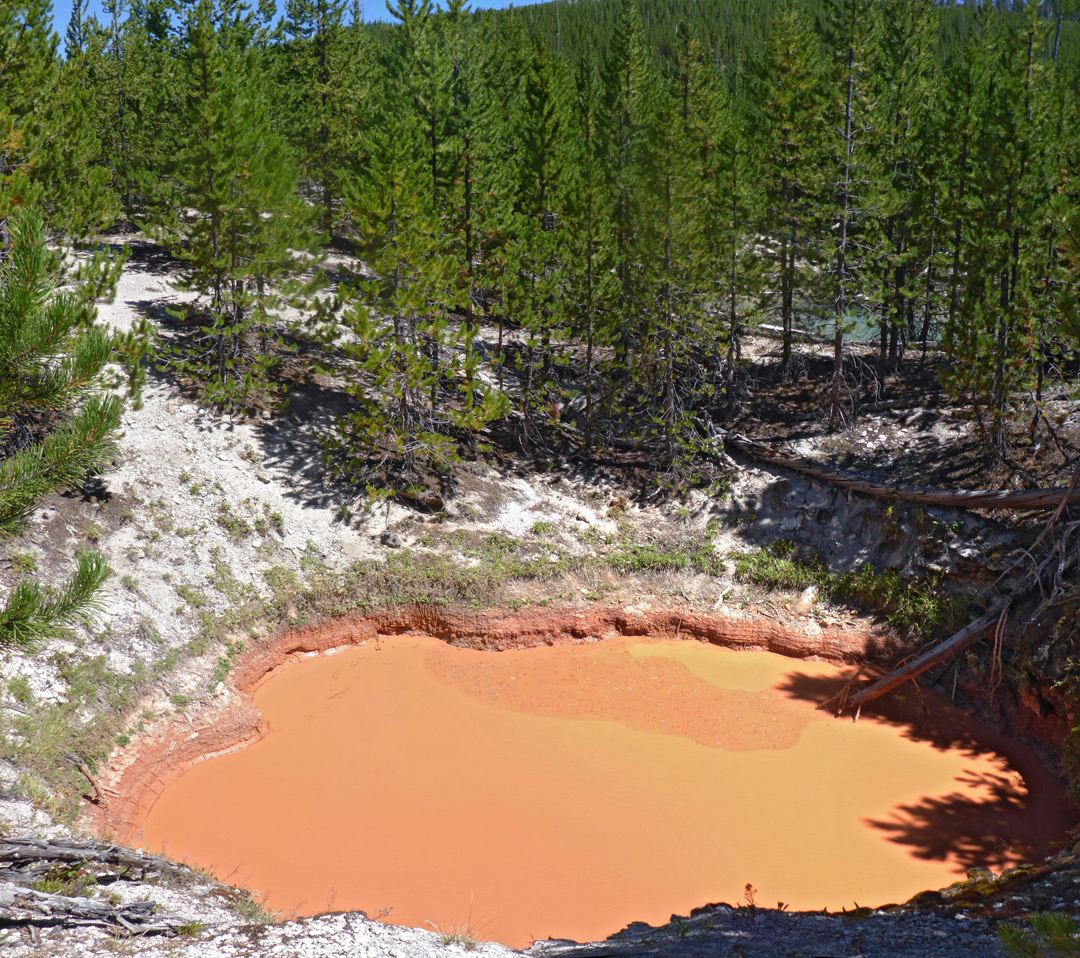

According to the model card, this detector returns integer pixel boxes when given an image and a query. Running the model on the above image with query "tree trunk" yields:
[830,0,857,431]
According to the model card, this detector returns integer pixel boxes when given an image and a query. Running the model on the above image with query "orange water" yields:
[136,635,1076,947]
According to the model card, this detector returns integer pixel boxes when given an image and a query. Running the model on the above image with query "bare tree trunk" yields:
[728,155,740,365]
[830,0,858,431]
[318,1,333,234]
[111,3,133,217]
[585,207,595,447]
[920,190,937,363]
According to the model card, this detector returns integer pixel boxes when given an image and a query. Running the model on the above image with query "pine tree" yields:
[606,0,657,381]
[150,0,319,411]
[1040,31,1080,425]
[328,0,503,490]
[43,25,120,238]
[820,0,872,426]
[0,1,119,243]
[435,0,479,338]
[470,11,529,377]
[83,0,141,220]
[0,1,60,248]
[555,55,617,445]
[941,2,1053,459]
[639,70,705,465]
[280,0,369,236]
[861,0,938,382]
[500,36,568,445]
[65,0,91,59]
[682,36,756,396]
[0,210,118,649]
[754,0,829,378]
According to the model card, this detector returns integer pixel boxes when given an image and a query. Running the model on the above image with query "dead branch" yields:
[821,612,1001,715]
[719,427,1080,511]
[0,883,177,932]
[0,839,192,880]
[64,756,106,807]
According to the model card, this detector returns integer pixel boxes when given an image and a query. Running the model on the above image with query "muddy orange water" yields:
[135,634,1076,947]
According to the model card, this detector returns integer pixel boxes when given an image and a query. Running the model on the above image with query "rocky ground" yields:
[0,904,1019,958]
[0,234,1075,955]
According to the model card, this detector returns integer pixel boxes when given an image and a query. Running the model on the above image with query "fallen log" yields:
[0,883,183,933]
[821,612,1000,716]
[0,839,191,879]
[719,428,1080,512]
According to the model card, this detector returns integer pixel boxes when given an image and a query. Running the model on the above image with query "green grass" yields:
[227,889,277,924]
[208,547,257,603]
[609,540,724,577]
[732,539,966,636]
[2,653,149,819]
[732,539,831,592]
[7,675,33,704]
[175,584,209,608]
[177,921,207,936]
[209,639,246,687]
[9,549,37,575]
[428,918,484,950]
[31,862,95,897]
[216,502,253,542]
[0,621,233,821]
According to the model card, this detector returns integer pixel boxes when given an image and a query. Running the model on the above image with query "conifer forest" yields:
[4,0,1080,496]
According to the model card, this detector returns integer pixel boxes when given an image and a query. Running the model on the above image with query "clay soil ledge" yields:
[83,604,877,845]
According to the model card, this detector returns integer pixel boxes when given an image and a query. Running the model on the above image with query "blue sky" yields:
[50,0,522,34]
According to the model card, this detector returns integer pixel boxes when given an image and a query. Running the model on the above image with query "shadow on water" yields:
[776,668,1080,871]
[869,769,1050,871]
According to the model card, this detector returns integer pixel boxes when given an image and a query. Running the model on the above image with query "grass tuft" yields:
[732,539,966,636]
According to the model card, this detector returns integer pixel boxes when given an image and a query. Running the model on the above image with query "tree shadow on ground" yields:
[121,238,186,278]
[252,378,358,512]
[127,297,178,326]
[776,669,1079,871]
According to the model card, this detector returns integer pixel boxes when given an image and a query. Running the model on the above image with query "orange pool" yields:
[135,634,1076,947]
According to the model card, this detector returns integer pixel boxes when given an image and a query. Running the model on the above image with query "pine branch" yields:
[0,394,122,537]
[0,550,111,651]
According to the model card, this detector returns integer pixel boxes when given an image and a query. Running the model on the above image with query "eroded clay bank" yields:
[83,605,879,844]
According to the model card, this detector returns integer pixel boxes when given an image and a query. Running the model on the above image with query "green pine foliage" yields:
[0,210,119,648]
[1,1,118,243]
[0,1,61,239]
[328,2,506,491]
[754,0,829,377]
[149,0,319,411]
[279,0,370,235]
[997,911,1080,957]
[554,55,617,443]
[861,0,941,380]
[81,0,155,223]
[19,0,1080,485]
[940,2,1057,459]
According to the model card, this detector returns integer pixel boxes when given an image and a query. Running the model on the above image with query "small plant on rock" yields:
[9,550,36,575]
